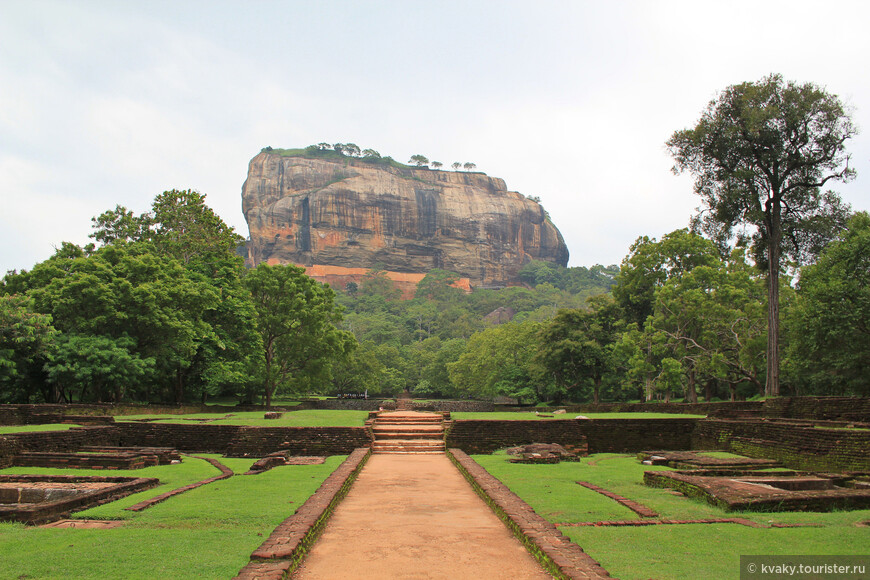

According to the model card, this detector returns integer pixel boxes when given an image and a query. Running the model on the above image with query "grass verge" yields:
[0,424,81,434]
[471,452,870,580]
[0,455,345,579]
[113,409,369,427]
[452,412,705,420]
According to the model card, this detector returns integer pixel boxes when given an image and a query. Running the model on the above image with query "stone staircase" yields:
[371,411,446,454]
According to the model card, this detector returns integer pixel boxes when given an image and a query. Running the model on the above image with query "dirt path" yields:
[292,454,553,579]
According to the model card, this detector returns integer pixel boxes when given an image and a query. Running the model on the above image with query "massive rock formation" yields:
[242,151,569,288]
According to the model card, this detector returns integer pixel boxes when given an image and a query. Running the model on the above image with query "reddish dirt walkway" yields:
[292,454,553,579]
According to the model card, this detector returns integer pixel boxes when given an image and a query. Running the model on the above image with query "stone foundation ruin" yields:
[644,469,870,512]
[637,450,781,470]
[0,474,159,524]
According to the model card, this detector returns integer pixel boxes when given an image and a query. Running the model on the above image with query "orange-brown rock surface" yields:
[242,152,569,287]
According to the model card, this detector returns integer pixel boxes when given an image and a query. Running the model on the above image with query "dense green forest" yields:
[2,76,867,405]
[1,188,866,405]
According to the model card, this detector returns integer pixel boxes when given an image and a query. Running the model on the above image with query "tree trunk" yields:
[264,340,274,409]
[765,199,782,397]
[687,369,698,404]
[644,375,653,401]
[593,376,601,405]
[729,383,737,402]
[704,379,713,402]
[175,370,184,404]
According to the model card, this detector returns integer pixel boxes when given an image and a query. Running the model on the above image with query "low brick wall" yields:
[692,419,870,472]
[0,404,216,424]
[761,397,870,422]
[498,402,763,416]
[224,427,372,457]
[117,423,243,453]
[298,399,392,411]
[13,451,153,470]
[2,427,120,457]
[446,420,587,455]
[581,419,698,453]
[445,418,698,454]
[0,437,18,469]
[407,400,495,412]
[115,423,371,456]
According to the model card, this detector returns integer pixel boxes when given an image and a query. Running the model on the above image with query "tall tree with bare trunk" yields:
[667,74,855,396]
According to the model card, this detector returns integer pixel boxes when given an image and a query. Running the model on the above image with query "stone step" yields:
[372,440,445,450]
[372,449,445,455]
[372,443,446,454]
[373,431,444,440]
[371,424,444,432]
[375,418,443,424]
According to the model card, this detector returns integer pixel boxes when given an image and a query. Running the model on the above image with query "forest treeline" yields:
[2,75,867,405]
[1,188,866,405]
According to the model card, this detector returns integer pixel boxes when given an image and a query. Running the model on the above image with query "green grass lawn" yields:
[0,454,345,579]
[472,452,870,579]
[0,424,82,434]
[114,409,369,427]
[452,412,706,420]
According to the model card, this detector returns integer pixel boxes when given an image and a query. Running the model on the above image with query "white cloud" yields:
[1,0,869,274]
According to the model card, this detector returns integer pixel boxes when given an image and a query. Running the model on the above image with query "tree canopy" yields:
[787,212,870,395]
[667,74,856,396]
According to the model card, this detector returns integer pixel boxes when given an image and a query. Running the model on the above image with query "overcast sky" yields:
[2,1,869,273]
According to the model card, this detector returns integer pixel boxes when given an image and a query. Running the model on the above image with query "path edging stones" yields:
[234,447,371,580]
[447,448,611,580]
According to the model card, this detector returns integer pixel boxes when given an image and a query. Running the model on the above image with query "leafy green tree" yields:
[667,74,856,396]
[149,189,245,268]
[421,337,466,397]
[646,251,768,401]
[534,295,623,405]
[44,334,154,403]
[406,300,439,341]
[358,269,402,307]
[787,212,870,395]
[431,161,443,170]
[361,149,381,159]
[409,154,430,167]
[89,190,260,402]
[24,243,220,403]
[451,162,461,171]
[329,340,385,395]
[0,295,56,403]
[90,206,149,245]
[463,162,477,171]
[612,229,720,326]
[344,310,410,345]
[617,323,666,402]
[91,190,244,269]
[448,320,544,403]
[415,269,463,302]
[244,264,355,407]
[182,258,262,403]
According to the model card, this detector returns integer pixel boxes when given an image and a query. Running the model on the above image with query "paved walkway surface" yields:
[292,454,553,579]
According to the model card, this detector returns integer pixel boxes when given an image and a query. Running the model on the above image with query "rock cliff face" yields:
[242,152,569,287]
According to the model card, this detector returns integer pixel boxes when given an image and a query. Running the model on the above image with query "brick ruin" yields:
[0,396,868,525]
[644,469,870,512]
[0,474,159,524]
